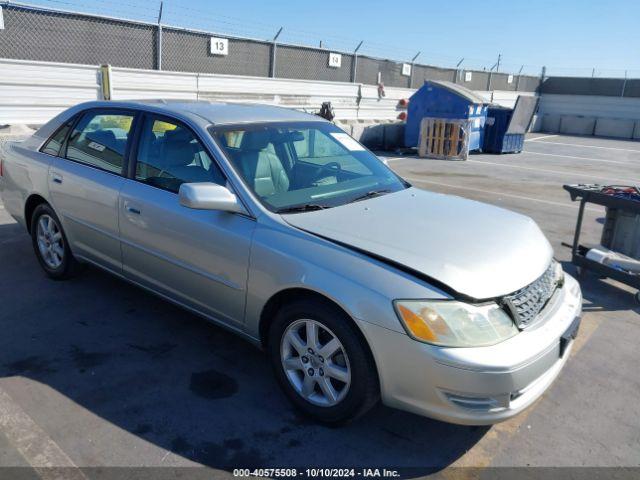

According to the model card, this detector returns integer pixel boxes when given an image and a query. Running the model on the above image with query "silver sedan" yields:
[0,100,582,424]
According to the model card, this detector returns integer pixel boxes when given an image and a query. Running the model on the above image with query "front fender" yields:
[244,222,449,338]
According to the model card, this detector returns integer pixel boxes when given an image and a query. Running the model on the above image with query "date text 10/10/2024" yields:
[233,468,401,478]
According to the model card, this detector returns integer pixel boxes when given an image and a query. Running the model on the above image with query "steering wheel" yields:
[312,162,342,183]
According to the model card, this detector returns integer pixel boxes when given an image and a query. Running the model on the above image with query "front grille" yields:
[503,261,560,329]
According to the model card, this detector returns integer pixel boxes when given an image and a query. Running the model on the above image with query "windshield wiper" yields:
[277,203,330,214]
[349,189,393,203]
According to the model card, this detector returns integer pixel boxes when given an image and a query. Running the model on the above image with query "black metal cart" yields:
[564,184,640,301]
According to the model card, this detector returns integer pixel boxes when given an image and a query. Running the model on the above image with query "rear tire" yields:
[30,203,80,280]
[268,298,379,424]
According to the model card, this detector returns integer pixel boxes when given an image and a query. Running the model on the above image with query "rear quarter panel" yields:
[0,138,52,228]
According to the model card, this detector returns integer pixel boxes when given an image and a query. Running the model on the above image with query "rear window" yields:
[65,112,134,174]
[41,120,74,157]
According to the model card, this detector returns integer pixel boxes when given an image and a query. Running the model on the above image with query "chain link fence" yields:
[162,27,272,77]
[275,45,354,83]
[0,2,543,92]
[0,4,156,69]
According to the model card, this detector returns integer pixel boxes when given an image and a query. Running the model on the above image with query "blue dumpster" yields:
[405,80,488,152]
[483,106,523,153]
[482,96,539,154]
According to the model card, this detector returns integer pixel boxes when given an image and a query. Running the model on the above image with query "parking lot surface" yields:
[1,133,639,477]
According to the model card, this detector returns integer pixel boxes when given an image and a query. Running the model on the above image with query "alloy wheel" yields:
[280,319,351,407]
[36,214,64,269]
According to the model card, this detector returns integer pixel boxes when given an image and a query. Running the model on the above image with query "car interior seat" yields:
[235,130,290,197]
[161,129,215,184]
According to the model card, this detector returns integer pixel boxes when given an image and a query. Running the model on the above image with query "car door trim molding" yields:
[63,211,121,242]
[119,236,244,291]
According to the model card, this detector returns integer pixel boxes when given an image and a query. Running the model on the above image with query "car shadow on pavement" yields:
[0,224,487,474]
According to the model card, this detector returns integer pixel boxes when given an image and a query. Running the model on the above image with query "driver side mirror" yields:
[179,183,247,214]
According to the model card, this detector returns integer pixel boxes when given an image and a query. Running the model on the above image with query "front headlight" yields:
[394,300,518,347]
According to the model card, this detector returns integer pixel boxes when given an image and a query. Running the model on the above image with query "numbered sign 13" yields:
[328,53,342,68]
[210,37,229,56]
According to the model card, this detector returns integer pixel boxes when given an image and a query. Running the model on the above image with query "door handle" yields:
[51,173,63,184]
[124,202,141,215]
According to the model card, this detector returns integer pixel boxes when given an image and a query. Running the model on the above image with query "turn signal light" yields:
[396,305,437,342]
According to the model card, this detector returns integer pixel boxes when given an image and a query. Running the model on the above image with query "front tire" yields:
[30,203,80,280]
[268,298,379,424]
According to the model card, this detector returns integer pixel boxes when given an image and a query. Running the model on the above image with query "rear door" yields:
[119,113,255,327]
[49,109,137,273]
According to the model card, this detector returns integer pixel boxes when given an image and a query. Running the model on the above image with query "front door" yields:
[119,114,255,327]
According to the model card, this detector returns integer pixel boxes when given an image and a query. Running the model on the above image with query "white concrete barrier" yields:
[594,118,636,139]
[541,114,561,133]
[358,85,412,121]
[110,68,198,101]
[538,93,640,120]
[0,58,100,125]
[4,57,640,141]
[0,57,532,129]
[559,115,596,135]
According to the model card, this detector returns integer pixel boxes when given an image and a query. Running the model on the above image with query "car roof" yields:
[72,99,324,126]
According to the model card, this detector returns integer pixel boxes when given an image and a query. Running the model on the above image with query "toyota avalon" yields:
[0,100,582,424]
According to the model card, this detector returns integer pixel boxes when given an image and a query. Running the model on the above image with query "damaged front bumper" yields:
[357,274,583,425]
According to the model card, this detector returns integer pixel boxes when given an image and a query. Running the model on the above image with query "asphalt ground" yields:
[0,133,639,479]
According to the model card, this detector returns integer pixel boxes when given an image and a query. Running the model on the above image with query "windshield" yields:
[210,121,407,213]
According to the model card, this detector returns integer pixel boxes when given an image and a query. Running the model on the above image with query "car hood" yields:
[282,187,553,299]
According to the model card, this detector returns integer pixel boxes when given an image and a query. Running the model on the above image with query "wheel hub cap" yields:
[280,319,351,407]
[36,214,64,269]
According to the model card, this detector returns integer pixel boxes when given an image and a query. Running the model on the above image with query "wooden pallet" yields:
[418,117,470,160]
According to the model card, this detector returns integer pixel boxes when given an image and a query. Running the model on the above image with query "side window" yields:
[65,111,134,174]
[135,116,225,194]
[41,120,73,157]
